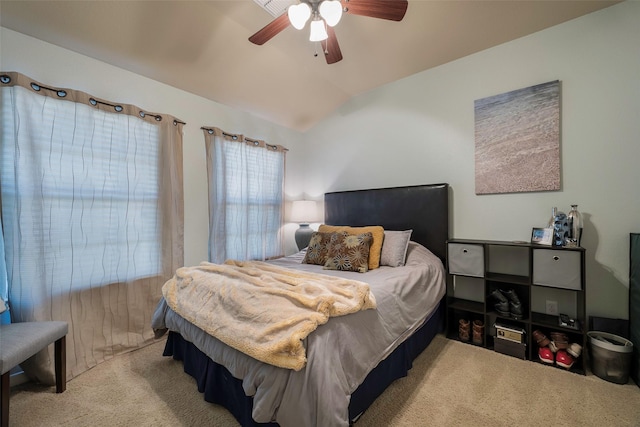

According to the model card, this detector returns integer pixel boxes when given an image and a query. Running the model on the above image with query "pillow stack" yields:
[301,225,413,272]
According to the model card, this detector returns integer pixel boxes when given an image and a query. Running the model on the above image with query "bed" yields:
[152,183,450,426]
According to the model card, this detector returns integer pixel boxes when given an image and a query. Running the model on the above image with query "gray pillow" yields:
[380,230,413,267]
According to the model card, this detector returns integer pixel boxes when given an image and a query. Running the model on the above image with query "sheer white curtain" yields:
[0,72,184,382]
[203,127,286,263]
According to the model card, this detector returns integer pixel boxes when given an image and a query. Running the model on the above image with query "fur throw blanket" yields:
[162,260,377,370]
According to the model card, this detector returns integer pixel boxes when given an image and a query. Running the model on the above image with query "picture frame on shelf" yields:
[531,227,553,245]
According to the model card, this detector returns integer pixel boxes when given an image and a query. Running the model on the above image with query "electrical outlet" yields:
[546,300,558,315]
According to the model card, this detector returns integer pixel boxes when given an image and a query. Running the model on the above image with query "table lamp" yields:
[290,200,319,250]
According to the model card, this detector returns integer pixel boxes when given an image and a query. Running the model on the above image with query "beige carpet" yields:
[9,334,640,426]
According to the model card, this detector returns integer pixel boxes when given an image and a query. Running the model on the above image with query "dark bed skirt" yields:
[163,300,445,426]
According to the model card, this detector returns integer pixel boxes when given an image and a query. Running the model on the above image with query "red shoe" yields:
[555,350,575,369]
[538,347,554,364]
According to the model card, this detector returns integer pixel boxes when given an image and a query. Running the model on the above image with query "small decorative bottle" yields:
[548,207,558,228]
[552,210,569,247]
[567,204,583,247]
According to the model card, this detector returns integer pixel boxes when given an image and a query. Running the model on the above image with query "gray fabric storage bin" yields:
[533,249,582,290]
[448,243,484,277]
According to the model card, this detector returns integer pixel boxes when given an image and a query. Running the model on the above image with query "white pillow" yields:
[380,230,413,267]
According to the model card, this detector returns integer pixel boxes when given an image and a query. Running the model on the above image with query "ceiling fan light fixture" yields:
[309,18,328,42]
[288,2,311,30]
[319,0,343,27]
[249,0,409,64]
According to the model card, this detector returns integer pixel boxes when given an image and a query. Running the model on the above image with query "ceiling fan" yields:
[249,0,409,64]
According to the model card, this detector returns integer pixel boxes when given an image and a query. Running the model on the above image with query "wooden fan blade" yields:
[342,0,408,21]
[321,26,343,64]
[249,13,291,45]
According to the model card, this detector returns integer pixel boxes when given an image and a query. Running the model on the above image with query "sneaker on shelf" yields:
[567,342,582,358]
[472,320,484,345]
[550,331,569,349]
[489,289,510,317]
[555,350,575,369]
[500,289,523,320]
[538,347,554,364]
[459,319,470,342]
[533,330,550,347]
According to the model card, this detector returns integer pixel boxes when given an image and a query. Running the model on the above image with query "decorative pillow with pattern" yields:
[302,231,334,265]
[323,231,373,273]
[318,224,384,270]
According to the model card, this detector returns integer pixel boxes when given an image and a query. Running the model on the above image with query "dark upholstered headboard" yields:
[324,183,450,264]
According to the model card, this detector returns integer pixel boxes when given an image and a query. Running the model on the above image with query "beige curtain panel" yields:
[0,71,184,383]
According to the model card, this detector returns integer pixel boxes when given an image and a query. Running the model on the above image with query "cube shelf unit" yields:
[446,239,587,375]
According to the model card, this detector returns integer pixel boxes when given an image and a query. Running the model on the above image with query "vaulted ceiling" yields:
[1,0,619,131]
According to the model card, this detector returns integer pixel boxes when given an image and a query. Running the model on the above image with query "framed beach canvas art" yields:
[474,80,561,195]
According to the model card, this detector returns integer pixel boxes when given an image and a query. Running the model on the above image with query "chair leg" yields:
[1,371,9,427]
[54,336,66,393]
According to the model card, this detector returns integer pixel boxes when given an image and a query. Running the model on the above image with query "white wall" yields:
[0,28,305,266]
[301,1,640,319]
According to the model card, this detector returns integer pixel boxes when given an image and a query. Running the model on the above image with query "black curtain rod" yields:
[2,74,187,126]
[201,127,288,151]
[27,79,187,125]
[201,128,260,144]
[201,127,241,140]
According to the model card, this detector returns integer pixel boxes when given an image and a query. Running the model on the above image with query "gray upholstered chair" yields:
[0,320,68,427]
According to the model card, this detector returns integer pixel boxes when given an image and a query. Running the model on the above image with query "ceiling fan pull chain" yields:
[323,20,329,55]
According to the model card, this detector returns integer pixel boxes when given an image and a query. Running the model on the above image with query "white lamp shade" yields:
[319,0,343,27]
[290,200,319,224]
[309,19,328,42]
[288,3,311,30]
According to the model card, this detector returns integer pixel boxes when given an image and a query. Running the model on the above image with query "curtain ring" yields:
[1,75,12,84]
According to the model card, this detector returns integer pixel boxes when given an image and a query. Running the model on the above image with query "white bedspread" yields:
[152,241,445,427]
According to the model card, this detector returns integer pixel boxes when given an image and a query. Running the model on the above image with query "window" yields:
[1,85,161,290]
[204,128,286,263]
[0,72,184,380]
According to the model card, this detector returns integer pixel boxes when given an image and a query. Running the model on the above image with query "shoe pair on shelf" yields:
[459,319,484,345]
[489,289,523,320]
[535,329,582,369]
[539,348,576,369]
